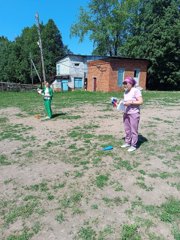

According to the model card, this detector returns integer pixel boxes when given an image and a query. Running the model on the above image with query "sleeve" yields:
[50,88,53,98]
[41,88,45,96]
[134,88,142,99]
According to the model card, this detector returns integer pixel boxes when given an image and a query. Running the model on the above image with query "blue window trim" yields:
[134,68,140,78]
[118,68,125,87]
[74,77,83,89]
[57,64,60,75]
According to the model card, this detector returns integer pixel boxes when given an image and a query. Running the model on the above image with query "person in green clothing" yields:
[37,81,53,119]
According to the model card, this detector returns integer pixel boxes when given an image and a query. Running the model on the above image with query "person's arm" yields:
[50,88,53,98]
[131,96,143,105]
[124,96,143,106]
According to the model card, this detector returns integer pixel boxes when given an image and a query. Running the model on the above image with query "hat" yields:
[123,77,136,86]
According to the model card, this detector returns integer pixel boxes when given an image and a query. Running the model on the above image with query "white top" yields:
[124,87,142,114]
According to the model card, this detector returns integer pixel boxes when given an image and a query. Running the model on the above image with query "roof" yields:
[56,54,149,63]
[56,54,104,62]
[100,56,149,62]
[55,75,70,79]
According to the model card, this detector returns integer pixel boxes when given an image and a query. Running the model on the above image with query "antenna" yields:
[35,12,46,83]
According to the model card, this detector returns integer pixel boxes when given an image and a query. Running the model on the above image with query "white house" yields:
[53,54,103,91]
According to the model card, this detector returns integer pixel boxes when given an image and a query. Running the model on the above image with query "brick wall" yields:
[87,60,110,92]
[87,58,149,92]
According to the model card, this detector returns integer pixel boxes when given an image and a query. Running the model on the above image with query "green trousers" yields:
[44,99,52,118]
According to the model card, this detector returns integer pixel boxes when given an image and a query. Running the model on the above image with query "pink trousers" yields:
[123,112,140,147]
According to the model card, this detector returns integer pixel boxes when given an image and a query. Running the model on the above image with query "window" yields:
[74,78,82,89]
[57,64,60,75]
[134,69,140,78]
[74,63,80,66]
[118,68,125,87]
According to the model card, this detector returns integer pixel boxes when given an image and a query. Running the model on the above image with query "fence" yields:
[0,82,38,92]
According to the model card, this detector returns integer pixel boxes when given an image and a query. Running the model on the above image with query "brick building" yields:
[87,57,149,92]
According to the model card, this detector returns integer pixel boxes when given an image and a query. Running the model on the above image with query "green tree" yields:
[13,25,40,83]
[120,0,180,90]
[0,37,11,82]
[0,19,70,84]
[70,0,140,56]
[41,19,70,81]
[0,37,19,83]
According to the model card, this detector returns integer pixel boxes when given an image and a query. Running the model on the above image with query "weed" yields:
[138,170,146,175]
[172,224,180,240]
[135,178,153,191]
[120,224,141,240]
[159,172,172,179]
[91,204,98,210]
[0,123,34,141]
[4,201,39,225]
[147,232,165,240]
[76,225,96,240]
[95,174,109,188]
[56,212,65,223]
[6,222,41,240]
[60,191,83,209]
[170,182,180,191]
[98,225,114,239]
[27,182,49,192]
[114,159,139,171]
[0,154,11,165]
[103,196,128,207]
[52,182,66,190]
[74,171,84,178]
[160,198,180,223]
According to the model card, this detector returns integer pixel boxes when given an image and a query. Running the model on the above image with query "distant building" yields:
[87,57,149,92]
[53,54,149,92]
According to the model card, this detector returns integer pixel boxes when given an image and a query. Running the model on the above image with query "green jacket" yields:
[42,86,53,100]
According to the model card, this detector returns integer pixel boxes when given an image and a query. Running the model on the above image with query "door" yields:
[118,68,125,87]
[61,80,68,91]
[134,69,140,86]
[74,78,83,89]
[93,77,97,91]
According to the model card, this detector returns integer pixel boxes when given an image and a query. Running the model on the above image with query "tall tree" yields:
[0,37,11,82]
[41,19,70,81]
[70,0,140,56]
[13,25,40,83]
[0,20,70,84]
[120,0,180,90]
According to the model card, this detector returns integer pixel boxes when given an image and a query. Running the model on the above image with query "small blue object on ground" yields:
[102,146,113,151]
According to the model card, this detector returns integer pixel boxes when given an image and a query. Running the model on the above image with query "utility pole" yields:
[35,12,46,84]
[31,58,42,84]
[29,52,42,87]
[30,53,34,85]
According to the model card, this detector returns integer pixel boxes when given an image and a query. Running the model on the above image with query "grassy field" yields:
[0,90,180,240]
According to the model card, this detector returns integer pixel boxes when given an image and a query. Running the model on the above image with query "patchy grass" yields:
[0,90,179,239]
[0,154,11,166]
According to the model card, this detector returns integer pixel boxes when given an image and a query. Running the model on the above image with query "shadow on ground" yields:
[121,134,148,148]
[52,112,67,119]
[137,134,148,148]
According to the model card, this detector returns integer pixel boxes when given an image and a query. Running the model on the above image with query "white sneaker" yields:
[41,116,50,121]
[127,146,136,152]
[121,143,130,148]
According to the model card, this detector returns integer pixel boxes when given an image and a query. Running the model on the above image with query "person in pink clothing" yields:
[121,76,143,152]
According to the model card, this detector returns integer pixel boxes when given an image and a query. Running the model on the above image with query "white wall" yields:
[56,57,70,75]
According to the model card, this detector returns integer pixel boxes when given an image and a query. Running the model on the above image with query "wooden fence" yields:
[0,82,38,92]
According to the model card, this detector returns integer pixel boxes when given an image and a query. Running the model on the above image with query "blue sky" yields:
[0,0,94,55]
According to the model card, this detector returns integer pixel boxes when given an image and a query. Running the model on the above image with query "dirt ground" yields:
[0,102,179,240]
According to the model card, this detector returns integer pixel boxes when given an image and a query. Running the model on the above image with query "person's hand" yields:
[37,89,42,95]
[123,100,133,106]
